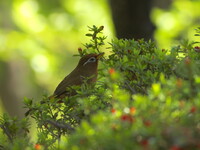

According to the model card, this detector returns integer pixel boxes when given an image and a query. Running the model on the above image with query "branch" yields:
[46,120,75,131]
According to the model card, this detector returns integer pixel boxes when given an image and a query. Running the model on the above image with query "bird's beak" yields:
[96,52,104,59]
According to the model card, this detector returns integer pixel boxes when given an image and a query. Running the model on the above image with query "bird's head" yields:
[74,52,104,82]
[77,53,104,69]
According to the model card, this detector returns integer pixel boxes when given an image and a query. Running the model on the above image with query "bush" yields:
[0,26,200,150]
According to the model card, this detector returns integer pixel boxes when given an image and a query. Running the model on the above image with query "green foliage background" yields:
[0,0,200,149]
[0,0,199,115]
[0,0,113,115]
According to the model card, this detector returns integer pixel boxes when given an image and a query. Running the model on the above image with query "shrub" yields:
[0,25,200,150]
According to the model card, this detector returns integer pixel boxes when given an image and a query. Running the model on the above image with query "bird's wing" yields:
[53,71,82,97]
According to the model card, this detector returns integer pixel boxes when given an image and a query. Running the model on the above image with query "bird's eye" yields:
[83,57,96,66]
[88,57,96,62]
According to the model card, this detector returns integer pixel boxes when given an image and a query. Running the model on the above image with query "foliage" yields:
[152,0,200,48]
[0,0,199,119]
[195,27,200,37]
[0,114,31,149]
[1,25,200,150]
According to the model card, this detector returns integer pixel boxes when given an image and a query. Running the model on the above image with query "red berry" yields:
[34,144,41,150]
[78,47,82,52]
[140,139,148,147]
[120,114,134,123]
[190,106,197,113]
[111,108,116,114]
[194,46,200,52]
[130,107,136,114]
[78,48,83,55]
[170,146,181,150]
[143,120,151,127]
[109,68,115,75]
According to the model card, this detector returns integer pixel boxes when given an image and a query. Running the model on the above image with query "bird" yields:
[25,53,104,116]
[50,53,104,99]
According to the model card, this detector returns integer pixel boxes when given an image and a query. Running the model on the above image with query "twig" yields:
[0,125,13,143]
[46,120,75,131]
[124,81,136,95]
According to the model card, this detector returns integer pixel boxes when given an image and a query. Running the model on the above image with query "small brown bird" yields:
[51,53,104,99]
[25,53,103,116]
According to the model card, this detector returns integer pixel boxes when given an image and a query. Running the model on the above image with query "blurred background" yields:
[0,0,199,118]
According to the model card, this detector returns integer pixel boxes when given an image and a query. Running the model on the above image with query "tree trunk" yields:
[109,0,155,40]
